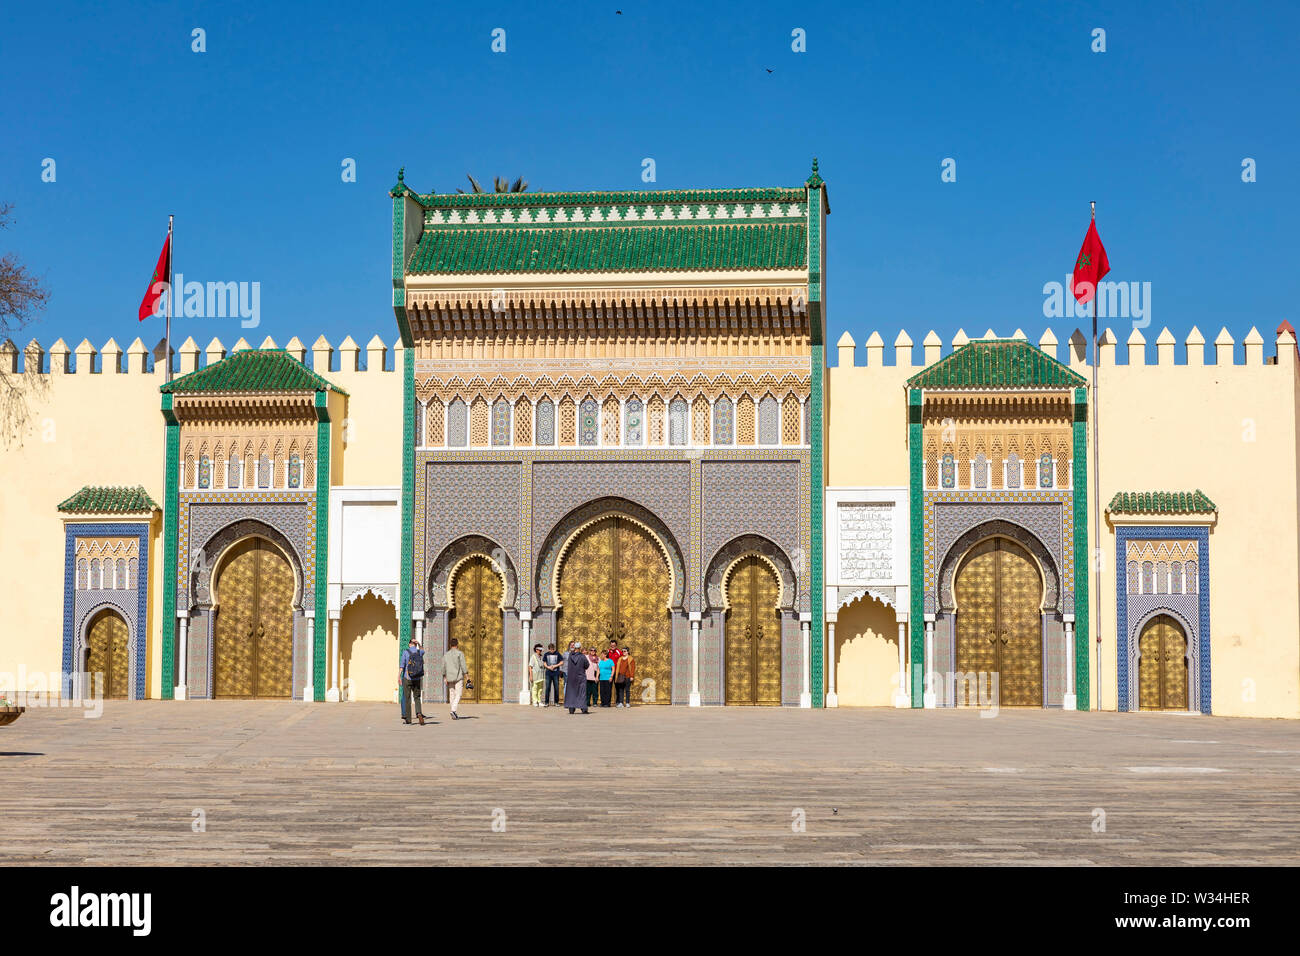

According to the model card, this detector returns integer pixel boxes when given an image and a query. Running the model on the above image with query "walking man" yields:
[399,637,425,725]
[442,637,469,720]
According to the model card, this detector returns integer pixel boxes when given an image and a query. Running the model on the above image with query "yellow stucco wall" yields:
[0,335,400,701]
[340,592,400,702]
[826,327,1300,718]
[833,594,901,706]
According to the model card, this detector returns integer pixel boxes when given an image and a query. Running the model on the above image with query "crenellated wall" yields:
[828,324,1300,717]
[0,333,402,698]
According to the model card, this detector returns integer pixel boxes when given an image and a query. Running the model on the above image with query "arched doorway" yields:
[449,556,504,703]
[557,516,672,703]
[213,537,295,698]
[724,556,781,705]
[953,536,1043,707]
[85,609,129,700]
[1138,615,1189,711]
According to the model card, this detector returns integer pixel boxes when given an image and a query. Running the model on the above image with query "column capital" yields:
[519,611,533,622]
[688,611,702,623]
[799,612,812,624]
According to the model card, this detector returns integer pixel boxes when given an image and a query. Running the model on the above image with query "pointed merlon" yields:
[836,330,856,367]
[1185,326,1205,366]
[259,335,278,349]
[952,329,969,348]
[1127,327,1146,366]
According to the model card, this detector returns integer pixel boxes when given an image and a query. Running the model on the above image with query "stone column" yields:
[1063,618,1077,710]
[799,612,812,708]
[303,613,315,702]
[688,611,702,707]
[326,613,341,702]
[825,614,838,708]
[175,612,189,700]
[895,618,910,708]
[923,618,936,709]
[519,612,533,705]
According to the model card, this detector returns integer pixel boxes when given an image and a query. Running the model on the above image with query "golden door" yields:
[954,537,1043,706]
[86,610,129,699]
[558,517,672,703]
[213,538,295,698]
[1138,615,1188,711]
[724,556,782,705]
[449,557,503,703]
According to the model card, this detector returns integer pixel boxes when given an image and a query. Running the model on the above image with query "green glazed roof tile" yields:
[1106,490,1217,515]
[406,222,808,275]
[58,485,159,514]
[412,186,808,208]
[160,349,346,395]
[908,339,1087,389]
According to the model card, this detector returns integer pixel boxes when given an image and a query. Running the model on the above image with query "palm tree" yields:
[457,175,529,194]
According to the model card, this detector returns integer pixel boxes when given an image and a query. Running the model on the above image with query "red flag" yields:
[138,233,171,321]
[1070,219,1110,304]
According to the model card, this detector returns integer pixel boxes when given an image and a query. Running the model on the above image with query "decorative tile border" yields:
[62,522,150,700]
[1115,525,1211,713]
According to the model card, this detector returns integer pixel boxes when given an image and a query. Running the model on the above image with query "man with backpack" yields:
[399,637,426,725]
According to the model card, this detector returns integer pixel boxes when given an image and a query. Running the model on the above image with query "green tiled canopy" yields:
[406,222,808,276]
[1107,490,1217,516]
[908,339,1087,389]
[58,485,158,514]
[160,349,345,395]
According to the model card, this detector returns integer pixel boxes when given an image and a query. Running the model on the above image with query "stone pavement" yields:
[2,700,1298,865]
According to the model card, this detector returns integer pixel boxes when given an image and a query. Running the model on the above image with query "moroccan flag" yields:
[1070,219,1110,304]
[137,232,171,321]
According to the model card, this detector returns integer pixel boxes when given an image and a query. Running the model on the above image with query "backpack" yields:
[405,649,424,680]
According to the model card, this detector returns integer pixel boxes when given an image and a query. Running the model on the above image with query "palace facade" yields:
[1,166,1297,717]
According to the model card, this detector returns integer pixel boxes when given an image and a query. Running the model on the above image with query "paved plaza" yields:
[2,701,1298,865]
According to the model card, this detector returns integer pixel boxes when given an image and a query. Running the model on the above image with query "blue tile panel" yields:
[62,521,151,699]
[1115,525,1211,713]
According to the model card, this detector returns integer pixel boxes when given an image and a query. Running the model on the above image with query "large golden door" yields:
[86,610,129,699]
[558,517,672,703]
[954,537,1043,706]
[213,538,295,698]
[1138,615,1188,711]
[449,557,504,703]
[725,556,782,705]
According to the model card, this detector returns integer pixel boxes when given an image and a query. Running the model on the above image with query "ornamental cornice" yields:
[404,284,808,311]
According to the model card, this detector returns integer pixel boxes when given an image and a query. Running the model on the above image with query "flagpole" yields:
[165,214,174,382]
[1089,200,1102,713]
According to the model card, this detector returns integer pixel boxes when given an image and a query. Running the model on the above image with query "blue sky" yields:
[1,0,1296,368]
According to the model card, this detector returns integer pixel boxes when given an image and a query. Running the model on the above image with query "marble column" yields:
[923,619,936,709]
[303,613,314,702]
[326,613,341,702]
[825,615,838,708]
[175,612,189,700]
[799,612,812,708]
[895,618,910,708]
[1063,619,1077,710]
[688,612,701,707]
[519,612,533,705]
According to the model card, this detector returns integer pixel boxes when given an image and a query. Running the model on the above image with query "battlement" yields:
[0,334,405,376]
[832,325,1298,371]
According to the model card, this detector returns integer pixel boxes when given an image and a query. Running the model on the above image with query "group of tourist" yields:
[529,639,637,714]
[395,635,638,723]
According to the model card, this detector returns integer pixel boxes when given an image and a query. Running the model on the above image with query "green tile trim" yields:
[160,348,346,395]
[810,340,824,706]
[399,346,414,652]
[414,187,808,208]
[1072,387,1090,710]
[313,390,330,701]
[1106,490,1217,515]
[57,485,158,514]
[908,389,924,706]
[405,222,809,276]
[393,194,413,347]
[907,339,1088,389]
[160,394,179,700]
